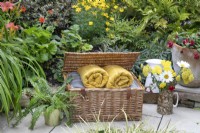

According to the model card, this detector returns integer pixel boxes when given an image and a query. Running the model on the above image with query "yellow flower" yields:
[159,82,166,89]
[75,7,82,13]
[119,8,124,12]
[114,5,118,9]
[85,5,91,11]
[72,5,78,8]
[161,60,171,68]
[110,17,114,21]
[88,21,93,26]
[142,65,151,77]
[138,75,142,81]
[176,75,181,81]
[152,66,162,74]
[106,28,110,32]
[189,74,194,82]
[102,13,109,18]
[106,21,110,26]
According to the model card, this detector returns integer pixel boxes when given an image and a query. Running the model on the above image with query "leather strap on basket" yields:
[127,88,132,100]
[80,88,87,97]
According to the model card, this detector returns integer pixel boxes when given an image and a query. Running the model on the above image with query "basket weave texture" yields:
[63,52,144,122]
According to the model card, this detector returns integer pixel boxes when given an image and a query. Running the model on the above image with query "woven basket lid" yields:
[63,52,140,73]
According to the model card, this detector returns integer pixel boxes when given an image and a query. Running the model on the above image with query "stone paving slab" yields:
[1,104,200,133]
[159,107,200,133]
[1,114,54,133]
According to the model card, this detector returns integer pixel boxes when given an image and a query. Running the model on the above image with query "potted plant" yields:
[142,60,194,115]
[167,31,200,87]
[13,77,75,130]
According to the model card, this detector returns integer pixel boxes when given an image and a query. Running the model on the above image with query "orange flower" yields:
[20,6,26,13]
[6,22,19,31]
[39,17,45,23]
[0,2,14,12]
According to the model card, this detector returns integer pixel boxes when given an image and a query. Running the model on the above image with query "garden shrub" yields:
[71,0,126,42]
[17,0,72,34]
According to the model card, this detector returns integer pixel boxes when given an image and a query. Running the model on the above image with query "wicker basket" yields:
[63,52,144,122]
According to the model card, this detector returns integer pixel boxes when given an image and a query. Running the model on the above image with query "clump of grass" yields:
[64,106,177,133]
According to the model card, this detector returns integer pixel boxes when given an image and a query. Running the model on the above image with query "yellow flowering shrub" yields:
[72,0,126,40]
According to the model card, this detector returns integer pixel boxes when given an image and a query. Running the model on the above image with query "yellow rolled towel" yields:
[77,65,109,88]
[103,65,133,89]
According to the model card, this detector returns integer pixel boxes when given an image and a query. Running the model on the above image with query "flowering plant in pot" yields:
[142,60,194,115]
[167,31,200,87]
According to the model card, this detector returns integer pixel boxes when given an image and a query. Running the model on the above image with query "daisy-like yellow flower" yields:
[159,82,166,89]
[106,28,110,32]
[92,11,97,16]
[85,5,91,11]
[114,5,118,9]
[106,21,110,26]
[109,34,114,38]
[110,17,114,21]
[88,21,93,26]
[102,13,109,18]
[119,8,124,12]
[75,7,82,13]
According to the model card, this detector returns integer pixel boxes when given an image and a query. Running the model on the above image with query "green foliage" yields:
[60,25,93,52]
[13,77,75,130]
[124,0,200,36]
[95,18,148,51]
[15,26,59,63]
[18,0,72,34]
[0,41,44,123]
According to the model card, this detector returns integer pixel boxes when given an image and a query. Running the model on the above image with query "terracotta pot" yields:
[157,90,173,115]
[171,43,200,88]
[44,109,61,127]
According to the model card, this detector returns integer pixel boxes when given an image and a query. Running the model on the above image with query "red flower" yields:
[194,52,199,60]
[190,40,195,46]
[167,41,173,48]
[39,17,45,23]
[169,86,175,91]
[47,9,53,15]
[6,22,19,31]
[183,39,189,45]
[0,2,14,12]
[20,6,26,13]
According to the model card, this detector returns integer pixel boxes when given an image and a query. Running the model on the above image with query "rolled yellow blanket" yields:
[77,65,109,88]
[103,65,133,89]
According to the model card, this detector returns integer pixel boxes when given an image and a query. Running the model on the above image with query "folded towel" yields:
[77,65,109,88]
[103,65,134,89]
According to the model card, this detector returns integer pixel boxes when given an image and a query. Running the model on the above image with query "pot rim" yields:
[173,43,197,52]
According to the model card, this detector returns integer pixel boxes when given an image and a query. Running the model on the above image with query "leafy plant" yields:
[16,0,72,34]
[13,77,76,130]
[72,0,126,41]
[60,24,93,52]
[0,41,45,123]
[15,26,59,63]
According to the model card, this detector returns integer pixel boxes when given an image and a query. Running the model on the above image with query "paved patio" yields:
[1,104,200,133]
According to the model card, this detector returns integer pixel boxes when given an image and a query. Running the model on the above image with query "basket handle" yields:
[127,88,132,100]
